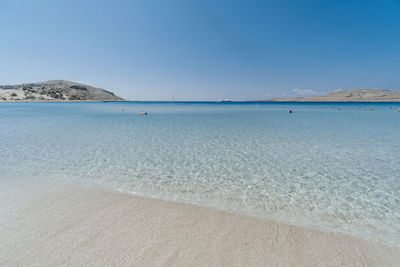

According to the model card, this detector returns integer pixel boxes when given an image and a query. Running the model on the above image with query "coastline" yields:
[2,99,400,103]
[0,100,126,103]
[1,183,399,266]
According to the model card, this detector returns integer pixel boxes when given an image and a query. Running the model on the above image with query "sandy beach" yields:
[1,181,399,266]
[3,0,400,265]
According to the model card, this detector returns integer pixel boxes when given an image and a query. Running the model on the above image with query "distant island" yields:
[268,89,400,102]
[0,80,124,102]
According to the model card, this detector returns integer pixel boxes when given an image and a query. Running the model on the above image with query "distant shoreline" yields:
[0,80,124,102]
[266,89,400,102]
[0,100,126,103]
[2,100,400,104]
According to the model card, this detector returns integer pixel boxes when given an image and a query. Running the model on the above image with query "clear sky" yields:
[1,0,399,100]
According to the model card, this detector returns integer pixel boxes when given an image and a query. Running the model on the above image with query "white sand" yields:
[1,182,399,266]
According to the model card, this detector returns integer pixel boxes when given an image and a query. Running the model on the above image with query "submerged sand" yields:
[1,183,399,266]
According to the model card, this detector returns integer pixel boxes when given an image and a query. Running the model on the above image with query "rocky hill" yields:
[269,89,400,102]
[0,80,124,101]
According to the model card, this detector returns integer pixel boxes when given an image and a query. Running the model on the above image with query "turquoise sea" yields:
[1,102,400,245]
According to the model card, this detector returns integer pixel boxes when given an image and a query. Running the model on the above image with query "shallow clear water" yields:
[1,102,400,245]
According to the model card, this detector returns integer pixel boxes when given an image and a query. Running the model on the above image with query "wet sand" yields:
[1,183,399,266]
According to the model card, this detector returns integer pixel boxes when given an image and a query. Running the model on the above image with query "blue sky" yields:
[1,0,399,100]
